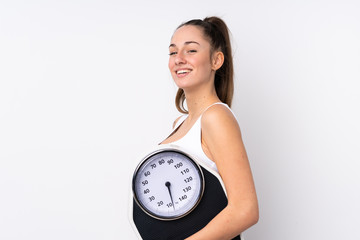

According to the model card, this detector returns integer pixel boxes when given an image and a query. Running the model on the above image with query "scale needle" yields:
[165,181,175,210]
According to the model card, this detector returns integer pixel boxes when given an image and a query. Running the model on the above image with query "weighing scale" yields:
[129,145,241,240]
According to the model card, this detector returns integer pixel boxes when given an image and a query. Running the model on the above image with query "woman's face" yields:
[168,25,215,90]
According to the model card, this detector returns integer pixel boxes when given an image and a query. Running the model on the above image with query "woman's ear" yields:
[212,51,224,71]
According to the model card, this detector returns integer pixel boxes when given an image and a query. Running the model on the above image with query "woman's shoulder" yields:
[201,103,239,133]
[202,103,236,122]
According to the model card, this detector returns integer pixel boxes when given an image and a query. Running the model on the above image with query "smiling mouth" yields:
[176,69,192,76]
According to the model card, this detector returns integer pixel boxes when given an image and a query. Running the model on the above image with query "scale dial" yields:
[132,148,205,221]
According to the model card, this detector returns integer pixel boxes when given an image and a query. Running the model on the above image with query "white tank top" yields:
[163,102,235,173]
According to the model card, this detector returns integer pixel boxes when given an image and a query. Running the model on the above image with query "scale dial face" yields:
[132,149,205,221]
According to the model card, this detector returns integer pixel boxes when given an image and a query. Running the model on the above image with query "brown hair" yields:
[174,16,234,113]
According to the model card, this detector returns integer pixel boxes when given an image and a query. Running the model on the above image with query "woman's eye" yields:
[169,52,177,56]
[188,50,197,53]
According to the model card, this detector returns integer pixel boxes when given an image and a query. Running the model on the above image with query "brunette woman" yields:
[161,17,259,239]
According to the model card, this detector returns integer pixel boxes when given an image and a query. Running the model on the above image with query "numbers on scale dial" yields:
[134,151,203,219]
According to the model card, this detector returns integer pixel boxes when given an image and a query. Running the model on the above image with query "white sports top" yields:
[162,102,235,173]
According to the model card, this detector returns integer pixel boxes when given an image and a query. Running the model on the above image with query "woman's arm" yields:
[185,105,259,240]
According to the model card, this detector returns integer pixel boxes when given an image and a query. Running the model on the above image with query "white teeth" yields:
[177,69,191,74]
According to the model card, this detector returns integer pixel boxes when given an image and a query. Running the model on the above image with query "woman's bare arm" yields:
[185,105,259,240]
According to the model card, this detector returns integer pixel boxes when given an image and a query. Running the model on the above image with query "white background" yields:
[1,0,359,239]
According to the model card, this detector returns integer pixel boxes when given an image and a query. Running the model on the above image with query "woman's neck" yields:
[184,87,220,121]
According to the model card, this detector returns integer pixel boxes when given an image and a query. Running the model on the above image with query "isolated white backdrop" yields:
[1,0,359,239]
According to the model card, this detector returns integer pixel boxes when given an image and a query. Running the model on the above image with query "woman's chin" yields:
[173,79,193,89]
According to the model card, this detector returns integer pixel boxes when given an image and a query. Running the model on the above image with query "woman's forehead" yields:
[170,25,208,46]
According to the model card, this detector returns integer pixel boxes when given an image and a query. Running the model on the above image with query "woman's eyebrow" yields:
[169,41,200,48]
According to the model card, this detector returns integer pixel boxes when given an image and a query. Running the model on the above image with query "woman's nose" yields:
[175,53,186,65]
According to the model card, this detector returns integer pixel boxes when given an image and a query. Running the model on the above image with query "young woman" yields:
[161,17,259,239]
